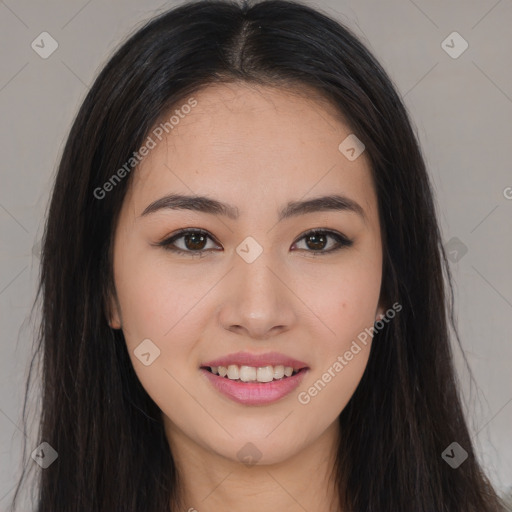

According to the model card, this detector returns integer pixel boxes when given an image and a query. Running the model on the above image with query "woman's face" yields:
[109,82,384,465]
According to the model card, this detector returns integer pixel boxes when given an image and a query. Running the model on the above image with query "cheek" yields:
[113,250,193,345]
[113,250,214,405]
[295,272,378,416]
[297,257,382,349]
[113,255,201,412]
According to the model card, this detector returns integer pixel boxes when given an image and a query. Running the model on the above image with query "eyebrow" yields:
[140,193,366,223]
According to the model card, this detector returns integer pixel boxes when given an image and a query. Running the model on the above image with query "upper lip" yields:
[201,351,309,370]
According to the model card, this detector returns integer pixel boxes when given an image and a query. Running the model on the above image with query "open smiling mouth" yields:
[199,365,309,406]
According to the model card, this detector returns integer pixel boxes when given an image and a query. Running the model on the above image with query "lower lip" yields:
[200,368,309,406]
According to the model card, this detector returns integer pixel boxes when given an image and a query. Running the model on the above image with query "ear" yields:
[105,289,122,329]
[375,282,389,322]
[375,301,386,322]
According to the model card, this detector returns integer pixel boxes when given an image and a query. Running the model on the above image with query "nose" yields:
[217,251,297,340]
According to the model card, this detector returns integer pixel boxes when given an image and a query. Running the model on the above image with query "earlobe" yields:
[106,291,122,329]
[375,285,388,322]
[375,303,386,322]
[109,315,122,330]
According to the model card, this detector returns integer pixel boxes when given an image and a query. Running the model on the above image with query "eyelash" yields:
[156,228,353,257]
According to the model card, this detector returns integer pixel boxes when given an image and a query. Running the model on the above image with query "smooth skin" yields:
[108,82,385,512]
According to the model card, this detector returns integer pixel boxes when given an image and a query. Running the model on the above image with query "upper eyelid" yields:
[161,228,219,245]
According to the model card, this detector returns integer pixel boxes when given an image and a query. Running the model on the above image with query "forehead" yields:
[126,82,377,220]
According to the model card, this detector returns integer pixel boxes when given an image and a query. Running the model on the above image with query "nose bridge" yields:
[237,247,276,297]
[234,242,282,311]
[218,241,296,337]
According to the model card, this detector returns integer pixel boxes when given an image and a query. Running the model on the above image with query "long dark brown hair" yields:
[10,0,505,510]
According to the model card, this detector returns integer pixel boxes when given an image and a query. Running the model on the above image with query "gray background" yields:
[1,0,511,508]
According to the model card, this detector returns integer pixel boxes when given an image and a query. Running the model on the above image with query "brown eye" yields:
[157,228,352,258]
[292,229,353,255]
[305,232,328,250]
[182,232,208,250]
[157,229,220,257]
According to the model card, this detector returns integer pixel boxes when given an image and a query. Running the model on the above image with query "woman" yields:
[10,0,506,510]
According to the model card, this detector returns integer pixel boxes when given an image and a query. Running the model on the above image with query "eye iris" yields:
[306,233,327,250]
[185,232,207,250]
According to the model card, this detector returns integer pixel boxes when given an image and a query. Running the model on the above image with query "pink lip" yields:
[200,367,309,406]
[201,351,308,370]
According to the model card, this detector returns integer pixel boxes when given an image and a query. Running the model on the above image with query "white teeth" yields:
[257,366,274,383]
[273,365,285,379]
[227,365,239,380]
[208,364,299,382]
[239,366,257,382]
